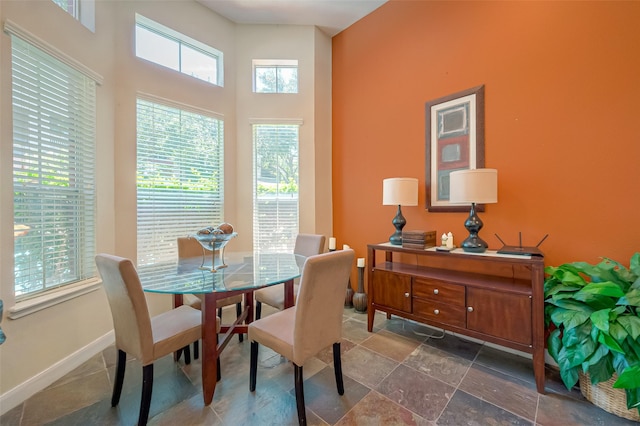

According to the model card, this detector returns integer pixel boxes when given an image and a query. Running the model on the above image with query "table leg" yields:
[244,290,254,325]
[283,279,294,308]
[202,292,219,405]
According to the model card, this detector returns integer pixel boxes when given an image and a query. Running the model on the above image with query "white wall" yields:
[0,0,332,412]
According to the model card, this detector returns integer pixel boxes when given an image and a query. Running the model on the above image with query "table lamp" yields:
[449,169,498,253]
[382,177,418,245]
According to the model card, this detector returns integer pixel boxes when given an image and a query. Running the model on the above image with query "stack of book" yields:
[402,230,436,249]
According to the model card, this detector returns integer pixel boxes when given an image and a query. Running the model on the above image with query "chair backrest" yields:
[96,253,154,364]
[177,236,205,259]
[293,234,326,257]
[292,249,354,365]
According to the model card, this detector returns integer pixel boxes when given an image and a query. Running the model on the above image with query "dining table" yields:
[137,251,305,405]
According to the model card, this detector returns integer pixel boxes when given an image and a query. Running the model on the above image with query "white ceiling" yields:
[196,0,388,37]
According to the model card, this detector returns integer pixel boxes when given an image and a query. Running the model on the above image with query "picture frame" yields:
[425,85,485,212]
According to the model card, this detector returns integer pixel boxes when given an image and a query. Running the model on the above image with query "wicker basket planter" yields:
[579,373,640,421]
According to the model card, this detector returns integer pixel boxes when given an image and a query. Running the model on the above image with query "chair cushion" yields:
[254,284,299,310]
[149,305,209,365]
[248,307,295,362]
[185,293,243,310]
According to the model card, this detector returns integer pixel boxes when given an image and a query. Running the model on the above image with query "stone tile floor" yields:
[2,307,638,425]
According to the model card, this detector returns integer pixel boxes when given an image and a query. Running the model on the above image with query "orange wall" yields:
[332,0,640,269]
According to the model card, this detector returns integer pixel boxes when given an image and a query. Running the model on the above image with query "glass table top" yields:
[138,252,305,294]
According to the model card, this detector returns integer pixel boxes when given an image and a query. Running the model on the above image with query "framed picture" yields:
[425,85,485,212]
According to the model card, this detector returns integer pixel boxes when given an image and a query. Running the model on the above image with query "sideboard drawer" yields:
[413,299,466,327]
[413,277,465,306]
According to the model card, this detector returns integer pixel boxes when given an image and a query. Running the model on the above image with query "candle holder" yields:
[353,262,367,313]
[345,276,354,308]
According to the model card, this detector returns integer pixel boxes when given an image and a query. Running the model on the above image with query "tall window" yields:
[253,60,298,93]
[135,14,223,87]
[137,99,224,265]
[12,35,97,298]
[253,124,300,252]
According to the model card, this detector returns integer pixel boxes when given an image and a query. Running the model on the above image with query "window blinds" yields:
[252,124,300,253]
[11,35,97,298]
[136,99,224,265]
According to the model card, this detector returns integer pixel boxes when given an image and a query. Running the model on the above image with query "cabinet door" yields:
[372,270,411,313]
[466,287,532,345]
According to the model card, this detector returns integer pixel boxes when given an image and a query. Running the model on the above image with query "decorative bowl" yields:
[191,232,238,272]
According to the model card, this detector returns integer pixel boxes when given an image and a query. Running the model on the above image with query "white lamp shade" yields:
[449,169,498,204]
[382,178,419,206]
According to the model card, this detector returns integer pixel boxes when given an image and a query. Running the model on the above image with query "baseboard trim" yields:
[0,331,114,416]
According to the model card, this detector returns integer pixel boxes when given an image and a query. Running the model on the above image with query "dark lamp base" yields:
[389,234,403,245]
[461,237,488,253]
[461,203,488,253]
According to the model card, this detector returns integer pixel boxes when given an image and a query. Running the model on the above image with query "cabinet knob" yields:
[433,289,439,295]
[404,292,410,298]
[467,306,474,312]
[433,309,440,315]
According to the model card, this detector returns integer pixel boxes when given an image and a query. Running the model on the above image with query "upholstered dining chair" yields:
[254,233,325,320]
[249,249,354,425]
[96,253,213,426]
[178,236,244,352]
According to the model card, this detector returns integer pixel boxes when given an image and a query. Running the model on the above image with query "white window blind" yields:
[253,124,299,253]
[137,99,224,265]
[12,35,97,299]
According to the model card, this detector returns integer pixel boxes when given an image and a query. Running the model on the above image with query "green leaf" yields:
[609,321,629,343]
[617,315,640,340]
[590,309,611,333]
[583,343,610,368]
[614,365,640,389]
[547,328,562,362]
[548,298,592,311]
[598,332,625,354]
[618,288,640,307]
[576,281,625,299]
[560,329,596,368]
[550,308,590,330]
[586,354,614,383]
[559,365,580,391]
[624,388,640,410]
[630,253,640,276]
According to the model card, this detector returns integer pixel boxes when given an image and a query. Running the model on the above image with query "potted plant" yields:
[544,252,640,419]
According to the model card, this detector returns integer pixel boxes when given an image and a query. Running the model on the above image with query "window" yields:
[253,124,300,252]
[253,60,298,93]
[50,0,95,32]
[11,34,97,299]
[135,14,223,87]
[137,98,224,265]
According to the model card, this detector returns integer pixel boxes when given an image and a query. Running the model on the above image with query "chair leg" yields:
[139,364,153,426]
[183,345,191,365]
[236,302,243,342]
[249,341,258,391]
[332,342,344,395]
[193,340,199,360]
[294,364,306,426]
[112,349,127,407]
[255,301,262,320]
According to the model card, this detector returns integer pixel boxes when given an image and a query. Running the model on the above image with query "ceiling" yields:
[196,0,388,37]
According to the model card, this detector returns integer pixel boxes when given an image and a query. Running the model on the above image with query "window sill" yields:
[8,279,102,320]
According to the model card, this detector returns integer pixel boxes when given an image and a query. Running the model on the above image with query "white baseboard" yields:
[0,331,115,416]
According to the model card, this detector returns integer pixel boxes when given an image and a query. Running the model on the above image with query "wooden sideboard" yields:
[367,242,546,393]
